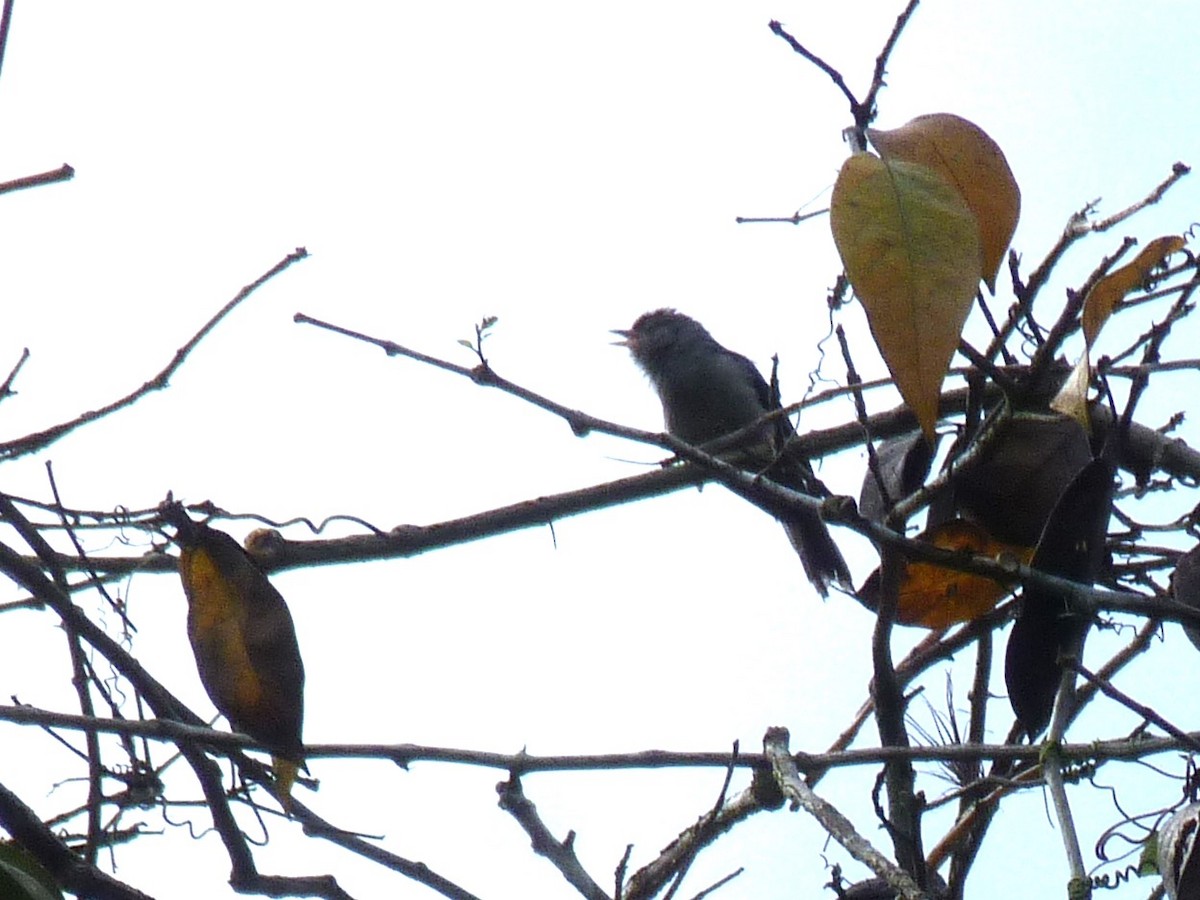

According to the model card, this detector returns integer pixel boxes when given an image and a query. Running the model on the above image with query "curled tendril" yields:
[1090,864,1141,891]
[1091,758,1200,866]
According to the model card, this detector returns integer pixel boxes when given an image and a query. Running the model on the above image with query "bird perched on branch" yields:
[615,308,851,597]
[160,502,306,811]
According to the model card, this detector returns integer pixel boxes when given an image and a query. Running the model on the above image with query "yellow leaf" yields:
[1081,235,1185,346]
[868,114,1020,292]
[831,153,982,441]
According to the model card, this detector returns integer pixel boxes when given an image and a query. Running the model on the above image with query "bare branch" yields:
[0,162,75,195]
[497,776,609,900]
[0,346,30,401]
[767,20,859,112]
[0,248,309,461]
[0,779,154,900]
[861,0,922,128]
[763,728,926,900]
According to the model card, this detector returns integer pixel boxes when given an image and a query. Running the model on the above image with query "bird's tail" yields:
[782,506,852,599]
[762,452,852,598]
[272,757,301,813]
[725,456,853,597]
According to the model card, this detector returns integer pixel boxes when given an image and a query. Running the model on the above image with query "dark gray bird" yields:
[615,308,851,597]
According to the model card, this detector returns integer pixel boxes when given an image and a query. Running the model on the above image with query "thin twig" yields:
[0,346,29,400]
[1042,671,1089,895]
[1068,661,1200,755]
[767,20,858,111]
[1090,162,1191,232]
[860,0,921,128]
[9,702,1200,772]
[734,209,826,225]
[0,0,13,81]
[0,248,308,461]
[0,163,75,196]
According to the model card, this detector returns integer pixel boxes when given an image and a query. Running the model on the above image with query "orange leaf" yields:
[1081,235,1185,346]
[895,519,1033,629]
[831,152,982,441]
[869,113,1020,292]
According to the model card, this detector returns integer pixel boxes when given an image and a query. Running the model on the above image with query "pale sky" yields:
[2,2,1199,898]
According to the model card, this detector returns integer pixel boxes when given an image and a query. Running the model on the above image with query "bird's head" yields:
[612,308,713,375]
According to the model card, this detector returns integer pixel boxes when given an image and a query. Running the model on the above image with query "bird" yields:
[615,308,851,597]
[161,503,306,811]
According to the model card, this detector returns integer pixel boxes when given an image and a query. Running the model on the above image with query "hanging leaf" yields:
[858,430,936,523]
[161,503,306,811]
[831,152,982,441]
[1081,235,1186,346]
[1004,459,1113,738]
[1051,235,1184,427]
[856,519,1032,629]
[953,413,1093,546]
[869,113,1020,291]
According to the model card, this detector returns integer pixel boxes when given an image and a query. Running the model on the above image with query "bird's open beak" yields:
[611,328,631,347]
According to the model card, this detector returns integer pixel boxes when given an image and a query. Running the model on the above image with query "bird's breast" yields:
[181,549,266,716]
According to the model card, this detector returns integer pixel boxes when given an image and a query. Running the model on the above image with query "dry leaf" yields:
[1082,235,1185,345]
[869,113,1020,291]
[1051,235,1183,428]
[893,519,1031,629]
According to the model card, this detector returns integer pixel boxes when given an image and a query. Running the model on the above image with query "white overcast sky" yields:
[2,2,1200,899]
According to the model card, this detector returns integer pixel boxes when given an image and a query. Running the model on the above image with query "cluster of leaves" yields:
[821,87,1198,897]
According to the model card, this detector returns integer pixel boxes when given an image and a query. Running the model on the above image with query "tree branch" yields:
[0,779,154,900]
[497,776,609,900]
[0,248,308,461]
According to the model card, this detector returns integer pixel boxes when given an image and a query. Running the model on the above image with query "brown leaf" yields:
[1050,235,1184,427]
[858,430,936,523]
[952,413,1093,546]
[869,113,1020,291]
[1081,235,1185,346]
[831,153,982,441]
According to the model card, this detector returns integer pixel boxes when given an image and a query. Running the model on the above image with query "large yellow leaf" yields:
[868,114,1020,292]
[831,152,982,441]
